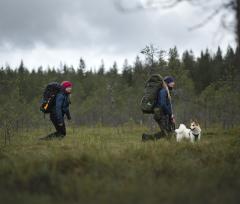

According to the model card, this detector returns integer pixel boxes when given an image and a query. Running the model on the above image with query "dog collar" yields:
[189,132,199,137]
[192,133,199,137]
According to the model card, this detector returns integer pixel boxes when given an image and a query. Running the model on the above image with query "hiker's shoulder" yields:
[159,87,167,94]
[56,92,65,99]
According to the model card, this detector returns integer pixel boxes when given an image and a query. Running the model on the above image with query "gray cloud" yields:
[0,0,92,48]
[0,0,236,68]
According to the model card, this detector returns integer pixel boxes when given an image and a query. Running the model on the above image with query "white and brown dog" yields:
[175,121,201,142]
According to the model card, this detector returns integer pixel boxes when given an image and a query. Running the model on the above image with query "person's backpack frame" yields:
[40,82,62,114]
[140,74,172,114]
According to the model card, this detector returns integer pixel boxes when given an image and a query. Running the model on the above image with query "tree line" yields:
[0,45,239,133]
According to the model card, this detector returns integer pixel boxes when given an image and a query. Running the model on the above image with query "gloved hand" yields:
[67,115,71,120]
[169,115,176,132]
[171,115,176,124]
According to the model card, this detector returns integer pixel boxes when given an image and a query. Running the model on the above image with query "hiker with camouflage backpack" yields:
[40,81,73,140]
[141,76,175,141]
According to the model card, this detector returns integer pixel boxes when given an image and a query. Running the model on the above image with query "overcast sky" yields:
[0,0,236,70]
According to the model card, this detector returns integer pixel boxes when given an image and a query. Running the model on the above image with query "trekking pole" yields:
[164,81,175,131]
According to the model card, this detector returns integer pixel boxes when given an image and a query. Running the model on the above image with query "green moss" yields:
[0,126,240,204]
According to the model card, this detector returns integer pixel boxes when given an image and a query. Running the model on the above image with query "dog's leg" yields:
[176,135,182,142]
[190,135,195,143]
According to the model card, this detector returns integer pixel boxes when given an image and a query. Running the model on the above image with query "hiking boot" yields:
[39,133,57,141]
[142,133,155,142]
[56,135,65,140]
[39,136,53,141]
[154,132,162,140]
[142,133,148,142]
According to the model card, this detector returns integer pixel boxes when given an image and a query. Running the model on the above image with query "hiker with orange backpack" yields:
[40,81,73,140]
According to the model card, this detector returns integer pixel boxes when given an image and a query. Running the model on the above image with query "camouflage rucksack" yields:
[140,74,164,114]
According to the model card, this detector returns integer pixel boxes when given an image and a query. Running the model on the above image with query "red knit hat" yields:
[61,81,73,89]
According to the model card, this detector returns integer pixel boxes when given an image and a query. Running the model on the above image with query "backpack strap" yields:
[162,81,171,101]
[162,81,173,117]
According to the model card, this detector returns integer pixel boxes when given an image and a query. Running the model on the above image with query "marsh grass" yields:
[0,126,240,204]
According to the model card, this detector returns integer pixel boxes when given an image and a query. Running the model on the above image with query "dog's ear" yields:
[190,119,195,125]
[194,119,199,125]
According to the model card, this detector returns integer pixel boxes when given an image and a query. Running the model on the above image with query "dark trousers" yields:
[50,113,66,136]
[142,108,174,141]
[154,114,172,139]
[43,114,66,140]
[51,120,66,137]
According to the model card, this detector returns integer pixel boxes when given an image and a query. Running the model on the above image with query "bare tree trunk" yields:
[237,0,240,65]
